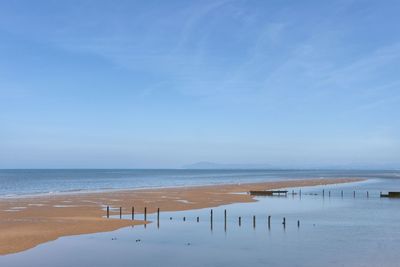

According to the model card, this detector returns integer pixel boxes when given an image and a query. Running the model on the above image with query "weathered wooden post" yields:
[224,209,227,232]
[323,189,325,197]
[238,216,241,226]
[131,206,134,220]
[157,208,160,227]
[224,209,227,225]
[268,215,271,228]
[253,215,256,228]
[144,207,147,221]
[119,207,122,219]
[297,220,300,228]
[210,209,213,231]
[107,206,109,218]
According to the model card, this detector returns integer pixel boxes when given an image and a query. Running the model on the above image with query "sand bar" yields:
[0,177,364,255]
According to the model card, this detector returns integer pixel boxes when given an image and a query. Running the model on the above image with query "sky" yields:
[0,0,399,169]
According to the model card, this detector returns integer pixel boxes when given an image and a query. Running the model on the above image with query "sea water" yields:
[1,177,399,267]
[0,169,399,197]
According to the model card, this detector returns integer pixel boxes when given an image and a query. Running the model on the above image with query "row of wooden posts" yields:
[292,189,374,198]
[253,190,381,198]
[105,189,386,219]
[106,206,298,229]
[104,189,387,229]
[105,189,378,218]
[106,206,159,221]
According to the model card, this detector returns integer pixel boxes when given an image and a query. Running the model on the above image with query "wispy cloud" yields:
[0,0,399,167]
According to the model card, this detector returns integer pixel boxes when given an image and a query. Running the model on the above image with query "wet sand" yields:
[0,177,364,255]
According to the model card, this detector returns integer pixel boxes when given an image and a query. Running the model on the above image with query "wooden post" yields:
[297,220,300,228]
[323,189,325,197]
[119,207,122,219]
[341,190,343,198]
[253,215,256,228]
[299,189,302,197]
[353,191,355,198]
[224,209,227,232]
[131,206,134,220]
[210,209,213,231]
[282,217,286,227]
[183,216,186,221]
[144,207,147,221]
[107,206,109,218]
[367,191,369,198]
[197,216,199,222]
[238,216,241,226]
[224,209,227,226]
[268,215,271,228]
[329,191,331,197]
[157,208,160,228]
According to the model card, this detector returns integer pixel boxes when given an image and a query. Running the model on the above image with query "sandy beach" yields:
[0,177,363,255]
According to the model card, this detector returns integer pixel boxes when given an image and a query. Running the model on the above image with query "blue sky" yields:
[0,0,399,168]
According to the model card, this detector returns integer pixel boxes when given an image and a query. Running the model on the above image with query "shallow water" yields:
[1,169,399,197]
[1,178,399,267]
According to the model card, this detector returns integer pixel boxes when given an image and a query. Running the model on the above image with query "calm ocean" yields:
[0,169,399,197]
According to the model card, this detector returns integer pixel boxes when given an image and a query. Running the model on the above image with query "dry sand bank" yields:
[0,177,364,255]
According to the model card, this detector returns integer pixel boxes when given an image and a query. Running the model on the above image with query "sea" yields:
[0,169,399,197]
[1,169,400,266]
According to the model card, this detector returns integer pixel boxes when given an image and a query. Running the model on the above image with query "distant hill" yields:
[182,161,399,170]
[182,162,274,170]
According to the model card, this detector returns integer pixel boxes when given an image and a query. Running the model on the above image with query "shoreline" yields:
[0,176,356,200]
[1,180,288,200]
[0,177,364,255]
